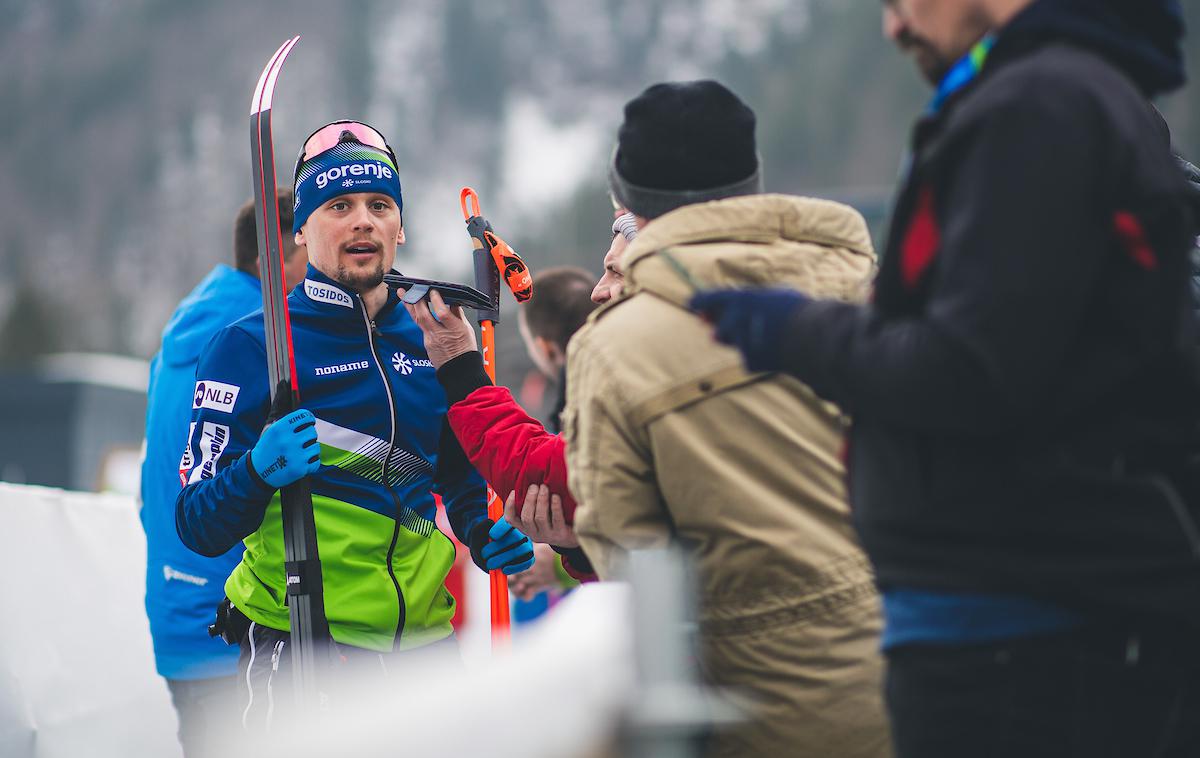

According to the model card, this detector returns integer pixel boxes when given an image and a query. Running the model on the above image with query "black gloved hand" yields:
[468,517,535,575]
[689,288,810,373]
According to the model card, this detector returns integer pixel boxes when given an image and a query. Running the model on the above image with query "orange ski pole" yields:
[460,187,533,648]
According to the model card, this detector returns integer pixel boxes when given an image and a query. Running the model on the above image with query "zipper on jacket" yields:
[359,298,408,645]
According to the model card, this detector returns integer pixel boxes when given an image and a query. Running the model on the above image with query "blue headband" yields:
[292,142,404,233]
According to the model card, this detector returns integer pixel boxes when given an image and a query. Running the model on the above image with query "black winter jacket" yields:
[781,30,1200,625]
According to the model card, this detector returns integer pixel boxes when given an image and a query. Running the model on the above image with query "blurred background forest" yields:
[1,0,1199,381]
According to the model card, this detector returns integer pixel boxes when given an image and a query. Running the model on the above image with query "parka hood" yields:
[622,193,875,307]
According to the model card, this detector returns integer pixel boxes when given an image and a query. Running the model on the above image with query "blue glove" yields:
[688,288,809,373]
[469,517,535,575]
[248,409,321,489]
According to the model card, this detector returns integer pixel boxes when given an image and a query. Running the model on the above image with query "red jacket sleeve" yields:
[447,385,577,522]
[557,548,596,583]
[438,354,596,583]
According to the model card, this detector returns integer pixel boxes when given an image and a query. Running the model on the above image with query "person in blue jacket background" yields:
[140,188,305,758]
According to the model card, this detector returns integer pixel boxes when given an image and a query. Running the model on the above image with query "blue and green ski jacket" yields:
[176,265,486,652]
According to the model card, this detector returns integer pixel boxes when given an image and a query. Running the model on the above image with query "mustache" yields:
[895,27,934,55]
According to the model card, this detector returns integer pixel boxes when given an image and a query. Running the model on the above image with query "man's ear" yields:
[295,229,306,247]
[397,225,406,246]
[538,336,565,370]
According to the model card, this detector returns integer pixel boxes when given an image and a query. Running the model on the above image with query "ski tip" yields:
[250,35,301,116]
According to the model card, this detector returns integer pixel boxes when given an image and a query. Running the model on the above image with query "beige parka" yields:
[564,194,890,757]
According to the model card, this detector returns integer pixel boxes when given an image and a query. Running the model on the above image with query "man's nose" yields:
[591,278,611,305]
[350,205,375,230]
[883,5,905,41]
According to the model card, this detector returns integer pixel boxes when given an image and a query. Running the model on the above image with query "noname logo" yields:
[305,279,354,308]
[188,422,230,484]
[392,352,433,375]
[192,380,240,413]
[315,360,369,377]
[313,161,394,190]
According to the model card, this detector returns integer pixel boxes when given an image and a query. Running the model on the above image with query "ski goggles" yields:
[292,120,404,233]
[293,119,398,184]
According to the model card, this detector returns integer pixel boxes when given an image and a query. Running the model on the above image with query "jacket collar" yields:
[994,0,1185,96]
[297,264,399,319]
[621,193,875,307]
[930,36,995,113]
[625,194,873,269]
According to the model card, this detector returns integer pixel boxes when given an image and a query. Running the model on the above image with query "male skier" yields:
[175,120,533,727]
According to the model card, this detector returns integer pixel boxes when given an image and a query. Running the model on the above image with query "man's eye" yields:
[330,201,348,211]
[371,201,388,211]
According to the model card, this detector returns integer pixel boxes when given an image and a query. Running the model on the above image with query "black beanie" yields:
[609,80,762,219]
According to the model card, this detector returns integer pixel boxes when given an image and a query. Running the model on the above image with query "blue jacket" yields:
[175,265,486,652]
[140,264,261,680]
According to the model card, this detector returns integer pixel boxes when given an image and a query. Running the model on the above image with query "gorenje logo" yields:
[315,361,369,377]
[314,162,394,190]
[193,380,240,412]
[305,279,354,308]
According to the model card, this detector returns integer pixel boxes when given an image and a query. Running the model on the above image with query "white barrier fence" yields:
[0,483,180,757]
[0,482,645,757]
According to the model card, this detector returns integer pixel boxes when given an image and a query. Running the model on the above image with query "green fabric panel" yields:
[224,493,457,652]
[553,553,582,590]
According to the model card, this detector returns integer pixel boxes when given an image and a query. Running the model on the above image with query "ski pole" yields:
[250,36,333,711]
[460,187,533,647]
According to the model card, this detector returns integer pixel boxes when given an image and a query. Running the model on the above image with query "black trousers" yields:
[166,675,240,758]
[236,620,461,733]
[885,626,1200,758]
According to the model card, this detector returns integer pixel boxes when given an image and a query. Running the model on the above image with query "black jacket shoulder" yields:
[957,41,1180,197]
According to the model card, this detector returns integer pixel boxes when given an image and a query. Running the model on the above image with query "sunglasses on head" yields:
[293,119,398,184]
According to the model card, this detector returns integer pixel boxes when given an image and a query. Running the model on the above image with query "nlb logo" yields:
[314,162,394,190]
[193,380,240,413]
[315,361,369,377]
[305,279,354,308]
